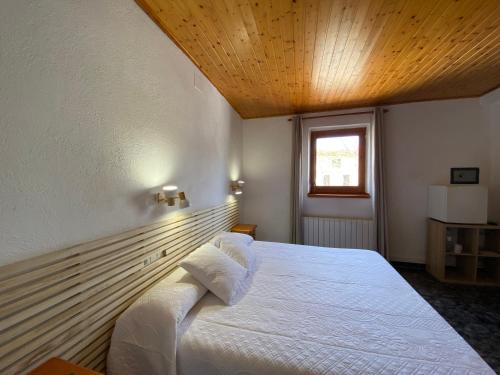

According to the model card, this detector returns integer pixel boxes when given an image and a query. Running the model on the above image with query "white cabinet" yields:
[428,185,488,224]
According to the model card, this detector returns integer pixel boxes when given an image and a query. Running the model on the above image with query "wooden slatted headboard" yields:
[0,200,239,374]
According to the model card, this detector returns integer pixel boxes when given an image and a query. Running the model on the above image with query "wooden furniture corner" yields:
[426,219,500,286]
[28,358,103,375]
[231,224,257,239]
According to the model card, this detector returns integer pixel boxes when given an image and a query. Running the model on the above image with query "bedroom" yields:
[0,0,499,374]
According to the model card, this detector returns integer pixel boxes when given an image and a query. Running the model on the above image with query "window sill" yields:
[307,193,371,199]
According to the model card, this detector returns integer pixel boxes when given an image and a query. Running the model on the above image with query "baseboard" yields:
[391,261,426,271]
[389,255,426,264]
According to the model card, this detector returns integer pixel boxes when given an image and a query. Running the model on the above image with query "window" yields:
[309,127,369,197]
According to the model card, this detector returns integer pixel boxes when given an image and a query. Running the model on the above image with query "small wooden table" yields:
[28,358,103,375]
[231,224,257,239]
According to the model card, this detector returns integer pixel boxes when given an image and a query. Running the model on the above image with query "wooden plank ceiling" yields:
[137,0,500,118]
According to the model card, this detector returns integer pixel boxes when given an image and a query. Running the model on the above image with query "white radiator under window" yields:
[303,216,375,250]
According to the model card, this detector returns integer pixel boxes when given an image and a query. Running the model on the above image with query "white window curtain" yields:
[291,115,303,244]
[373,108,389,258]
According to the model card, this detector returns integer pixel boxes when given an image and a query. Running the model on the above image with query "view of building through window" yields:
[315,135,359,187]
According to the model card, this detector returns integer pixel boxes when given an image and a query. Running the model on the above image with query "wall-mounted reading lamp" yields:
[231,180,245,195]
[156,185,190,208]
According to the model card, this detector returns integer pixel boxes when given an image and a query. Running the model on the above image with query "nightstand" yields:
[29,358,103,375]
[231,224,257,239]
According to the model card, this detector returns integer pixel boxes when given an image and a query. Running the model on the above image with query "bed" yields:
[110,241,495,375]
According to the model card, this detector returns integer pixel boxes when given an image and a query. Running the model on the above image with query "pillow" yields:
[209,231,253,248]
[179,243,248,305]
[107,268,207,375]
[219,239,256,271]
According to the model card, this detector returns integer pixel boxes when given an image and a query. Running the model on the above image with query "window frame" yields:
[308,127,369,198]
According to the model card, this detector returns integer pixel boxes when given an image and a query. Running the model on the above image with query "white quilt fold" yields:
[107,268,207,375]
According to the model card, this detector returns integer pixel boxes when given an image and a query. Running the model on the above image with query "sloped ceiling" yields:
[137,0,500,118]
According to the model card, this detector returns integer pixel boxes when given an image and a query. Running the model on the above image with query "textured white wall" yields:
[0,0,242,266]
[241,117,293,243]
[241,111,373,244]
[384,98,490,263]
[480,88,500,222]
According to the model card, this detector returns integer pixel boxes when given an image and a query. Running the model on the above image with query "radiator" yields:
[303,216,375,250]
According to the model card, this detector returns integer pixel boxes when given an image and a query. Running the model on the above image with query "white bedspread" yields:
[177,241,494,375]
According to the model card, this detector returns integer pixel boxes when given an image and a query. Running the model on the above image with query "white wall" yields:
[384,98,490,263]
[241,117,292,243]
[480,88,500,222]
[241,98,494,264]
[241,110,374,243]
[0,0,242,266]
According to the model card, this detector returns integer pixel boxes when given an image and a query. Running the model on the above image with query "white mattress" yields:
[177,241,494,375]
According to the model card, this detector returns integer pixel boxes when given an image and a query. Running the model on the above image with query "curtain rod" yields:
[287,109,388,121]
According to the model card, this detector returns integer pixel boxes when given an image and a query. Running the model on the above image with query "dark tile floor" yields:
[394,264,500,374]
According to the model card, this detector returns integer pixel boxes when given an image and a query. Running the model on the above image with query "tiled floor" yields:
[395,265,500,374]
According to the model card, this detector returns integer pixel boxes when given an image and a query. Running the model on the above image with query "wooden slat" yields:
[5,210,240,374]
[0,201,239,375]
[0,201,236,281]
[0,207,238,356]
[0,205,237,327]
[2,208,239,369]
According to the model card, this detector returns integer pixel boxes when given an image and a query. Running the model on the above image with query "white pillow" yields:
[107,268,207,375]
[220,239,256,271]
[179,243,248,305]
[209,231,253,248]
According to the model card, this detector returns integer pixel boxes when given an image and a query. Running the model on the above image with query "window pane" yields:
[315,135,359,187]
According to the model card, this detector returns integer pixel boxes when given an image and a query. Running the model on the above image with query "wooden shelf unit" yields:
[426,219,500,286]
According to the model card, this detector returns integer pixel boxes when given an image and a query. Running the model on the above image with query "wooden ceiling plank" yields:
[137,0,500,118]
[293,0,306,110]
[421,36,500,96]
[351,0,426,95]
[409,1,500,78]
[242,0,290,117]
[236,0,288,112]
[314,0,351,106]
[301,0,320,112]
[393,4,500,98]
[212,0,281,111]
[384,35,498,102]
[158,0,244,90]
[327,0,374,104]
[268,0,293,112]
[361,0,448,100]
[317,0,363,105]
[140,0,249,109]
[262,0,295,113]
[277,0,298,111]
[388,36,500,101]
[316,1,359,106]
[179,0,269,112]
[375,0,493,99]
[333,0,409,106]
[307,0,334,109]
[332,0,396,105]
[323,0,381,105]
[222,0,266,79]
[186,0,262,93]
[269,3,295,114]
[449,39,500,80]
